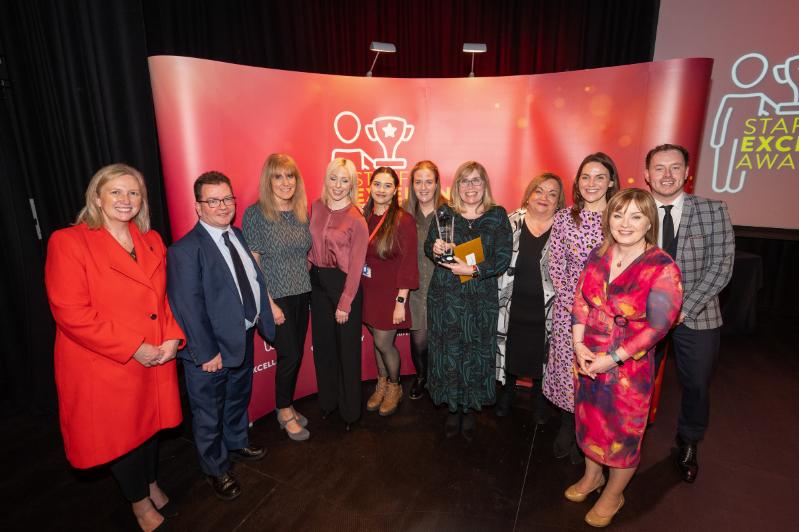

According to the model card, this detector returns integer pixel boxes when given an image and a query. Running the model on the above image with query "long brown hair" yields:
[405,160,446,215]
[363,167,405,259]
[258,153,308,223]
[570,152,620,226]
[597,188,659,256]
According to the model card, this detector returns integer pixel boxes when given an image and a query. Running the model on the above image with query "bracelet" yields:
[608,350,624,366]
[471,264,480,278]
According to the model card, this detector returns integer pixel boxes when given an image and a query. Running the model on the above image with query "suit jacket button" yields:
[150,313,157,320]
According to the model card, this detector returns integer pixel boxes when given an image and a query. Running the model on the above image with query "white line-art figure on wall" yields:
[331,111,377,170]
[330,111,415,170]
[773,54,799,115]
[710,53,779,193]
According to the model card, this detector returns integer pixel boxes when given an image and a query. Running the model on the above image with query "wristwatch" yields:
[395,296,406,303]
[608,350,624,366]
[471,265,480,278]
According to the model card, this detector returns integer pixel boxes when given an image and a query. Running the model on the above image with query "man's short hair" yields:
[645,144,690,168]
[194,171,233,201]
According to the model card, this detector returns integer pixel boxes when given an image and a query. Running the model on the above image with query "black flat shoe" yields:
[206,471,241,501]
[445,412,461,438]
[409,376,426,400]
[321,407,338,420]
[675,436,699,483]
[230,445,266,461]
[344,420,357,432]
[461,413,476,442]
[154,499,178,518]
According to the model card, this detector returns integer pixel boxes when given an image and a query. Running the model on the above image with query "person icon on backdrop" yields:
[644,144,734,483]
[167,171,275,501]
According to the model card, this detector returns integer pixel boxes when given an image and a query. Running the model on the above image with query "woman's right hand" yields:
[574,342,596,377]
[432,238,452,256]
[335,308,349,324]
[133,342,162,367]
[271,302,286,326]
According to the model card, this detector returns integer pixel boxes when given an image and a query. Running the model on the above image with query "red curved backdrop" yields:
[148,56,712,422]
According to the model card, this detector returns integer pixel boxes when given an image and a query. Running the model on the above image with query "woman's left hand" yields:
[584,354,618,379]
[441,256,474,276]
[157,339,180,364]
[392,302,406,325]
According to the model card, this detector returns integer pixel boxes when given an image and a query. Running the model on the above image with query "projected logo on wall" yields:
[711,52,799,193]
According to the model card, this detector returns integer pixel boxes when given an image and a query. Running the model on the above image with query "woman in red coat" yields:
[362,167,419,416]
[45,164,185,532]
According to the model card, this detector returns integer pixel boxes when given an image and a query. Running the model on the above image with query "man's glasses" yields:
[197,196,236,208]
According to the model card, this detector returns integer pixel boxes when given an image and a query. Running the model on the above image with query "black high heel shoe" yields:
[445,411,461,438]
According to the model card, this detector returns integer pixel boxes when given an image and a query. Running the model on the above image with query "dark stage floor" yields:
[4,319,797,532]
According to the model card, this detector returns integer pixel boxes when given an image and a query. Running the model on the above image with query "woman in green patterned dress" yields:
[425,161,513,441]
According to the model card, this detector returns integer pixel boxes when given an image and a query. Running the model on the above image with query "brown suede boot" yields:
[379,381,403,416]
[366,376,388,412]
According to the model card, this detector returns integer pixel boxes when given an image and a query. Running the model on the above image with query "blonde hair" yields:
[405,160,446,215]
[258,153,308,223]
[520,173,566,210]
[75,163,150,232]
[321,158,358,205]
[449,161,495,214]
[597,188,659,256]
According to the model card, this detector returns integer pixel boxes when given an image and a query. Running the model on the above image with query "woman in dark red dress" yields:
[362,167,419,416]
[565,189,682,527]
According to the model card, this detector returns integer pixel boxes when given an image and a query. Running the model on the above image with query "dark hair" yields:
[570,152,621,226]
[645,144,690,168]
[194,171,233,201]
[520,172,566,211]
[363,167,405,259]
[405,160,446,215]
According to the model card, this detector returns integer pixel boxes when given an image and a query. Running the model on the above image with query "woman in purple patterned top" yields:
[544,152,620,463]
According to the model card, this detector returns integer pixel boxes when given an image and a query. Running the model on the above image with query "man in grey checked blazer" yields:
[645,144,734,483]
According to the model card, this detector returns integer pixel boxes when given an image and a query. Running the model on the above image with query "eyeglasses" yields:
[461,178,484,188]
[198,196,236,208]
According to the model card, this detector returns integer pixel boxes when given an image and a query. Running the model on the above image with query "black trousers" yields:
[657,323,720,443]
[109,436,158,502]
[310,267,362,423]
[273,292,311,409]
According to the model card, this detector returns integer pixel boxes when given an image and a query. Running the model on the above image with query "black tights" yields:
[368,326,400,382]
[409,328,428,378]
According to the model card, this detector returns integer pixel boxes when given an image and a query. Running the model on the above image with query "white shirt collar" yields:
[654,192,685,210]
[199,219,232,241]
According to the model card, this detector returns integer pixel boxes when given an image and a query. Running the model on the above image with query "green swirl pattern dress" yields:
[424,205,513,412]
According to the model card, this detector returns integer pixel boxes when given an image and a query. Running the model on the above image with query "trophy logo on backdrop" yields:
[710,52,799,193]
[330,110,416,205]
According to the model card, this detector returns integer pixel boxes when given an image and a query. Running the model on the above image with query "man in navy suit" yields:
[167,171,275,500]
[645,144,734,484]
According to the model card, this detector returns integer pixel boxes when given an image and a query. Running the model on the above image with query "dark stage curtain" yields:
[143,0,660,77]
[1,0,661,412]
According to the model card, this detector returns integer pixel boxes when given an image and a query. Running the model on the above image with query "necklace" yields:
[615,244,647,268]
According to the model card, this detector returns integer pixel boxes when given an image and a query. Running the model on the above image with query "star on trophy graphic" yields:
[364,116,415,169]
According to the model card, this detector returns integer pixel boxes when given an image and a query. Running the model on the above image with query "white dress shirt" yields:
[200,220,261,329]
[654,192,685,248]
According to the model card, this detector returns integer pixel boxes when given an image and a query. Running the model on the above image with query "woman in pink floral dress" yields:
[564,189,682,528]
[544,152,620,463]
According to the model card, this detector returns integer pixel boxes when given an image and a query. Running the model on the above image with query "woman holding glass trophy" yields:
[425,161,513,441]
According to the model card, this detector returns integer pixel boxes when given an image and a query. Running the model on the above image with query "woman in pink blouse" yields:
[308,158,369,431]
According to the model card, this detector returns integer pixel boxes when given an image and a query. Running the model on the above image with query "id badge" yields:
[362,264,372,278]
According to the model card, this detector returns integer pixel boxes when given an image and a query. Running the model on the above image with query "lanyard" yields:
[368,212,388,242]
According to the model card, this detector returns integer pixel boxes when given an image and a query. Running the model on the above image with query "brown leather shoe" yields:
[366,376,388,412]
[206,471,241,501]
[379,381,403,416]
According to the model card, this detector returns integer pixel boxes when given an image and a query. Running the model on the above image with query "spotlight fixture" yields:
[366,41,396,77]
[463,43,487,77]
